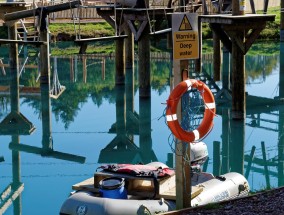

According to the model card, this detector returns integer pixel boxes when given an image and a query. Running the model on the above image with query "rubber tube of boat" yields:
[60,191,176,215]
[191,172,250,207]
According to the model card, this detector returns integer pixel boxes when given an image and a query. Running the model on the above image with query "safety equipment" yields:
[166,79,216,142]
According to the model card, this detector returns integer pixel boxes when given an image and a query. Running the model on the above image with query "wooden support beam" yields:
[210,23,232,53]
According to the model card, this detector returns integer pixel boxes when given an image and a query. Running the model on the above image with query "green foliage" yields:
[49,22,114,39]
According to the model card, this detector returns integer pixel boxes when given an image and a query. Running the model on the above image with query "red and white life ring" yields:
[166,79,216,142]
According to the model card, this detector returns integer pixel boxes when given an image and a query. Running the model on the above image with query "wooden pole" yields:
[232,0,245,15]
[8,23,19,112]
[115,39,125,85]
[39,8,50,86]
[281,0,284,41]
[138,12,150,97]
[213,32,221,81]
[231,33,245,119]
[125,26,134,69]
[173,60,191,209]
[231,0,246,119]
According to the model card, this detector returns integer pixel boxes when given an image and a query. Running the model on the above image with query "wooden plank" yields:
[200,14,275,25]
[4,0,82,21]
[0,39,44,46]
[72,176,203,201]
[75,35,128,44]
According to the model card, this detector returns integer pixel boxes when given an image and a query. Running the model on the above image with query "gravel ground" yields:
[162,186,284,215]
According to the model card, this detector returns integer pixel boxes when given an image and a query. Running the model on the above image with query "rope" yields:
[69,0,78,40]
[144,0,153,34]
[114,0,118,36]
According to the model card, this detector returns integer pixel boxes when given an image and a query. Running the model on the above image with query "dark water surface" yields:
[0,41,282,214]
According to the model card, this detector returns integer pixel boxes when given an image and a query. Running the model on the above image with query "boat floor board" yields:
[72,172,203,200]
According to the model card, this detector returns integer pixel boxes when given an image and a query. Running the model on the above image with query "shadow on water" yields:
[0,41,284,214]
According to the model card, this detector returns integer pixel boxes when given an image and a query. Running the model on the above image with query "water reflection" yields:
[0,42,284,214]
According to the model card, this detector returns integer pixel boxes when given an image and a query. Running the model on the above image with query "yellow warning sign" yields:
[179,15,192,31]
[172,13,199,60]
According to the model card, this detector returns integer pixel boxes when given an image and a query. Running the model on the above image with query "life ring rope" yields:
[165,79,216,143]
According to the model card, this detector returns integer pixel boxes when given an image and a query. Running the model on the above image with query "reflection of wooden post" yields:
[83,55,87,83]
[116,85,126,149]
[279,44,284,186]
[101,57,105,80]
[139,97,152,163]
[213,141,221,176]
[261,141,271,189]
[230,120,245,174]
[41,83,52,150]
[222,47,230,90]
[245,145,256,178]
[221,108,230,174]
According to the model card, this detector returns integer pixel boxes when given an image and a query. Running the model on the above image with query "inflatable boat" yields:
[60,143,250,215]
[60,171,249,215]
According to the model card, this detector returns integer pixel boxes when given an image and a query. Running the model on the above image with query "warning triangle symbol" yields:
[179,15,192,31]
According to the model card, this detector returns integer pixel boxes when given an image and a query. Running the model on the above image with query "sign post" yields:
[171,12,199,209]
[172,13,199,60]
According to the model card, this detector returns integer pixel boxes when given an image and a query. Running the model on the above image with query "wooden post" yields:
[231,33,245,119]
[222,47,230,90]
[138,7,150,97]
[8,23,19,112]
[115,39,125,85]
[281,0,284,41]
[39,8,50,86]
[125,26,134,69]
[213,32,221,81]
[173,60,191,209]
[232,0,245,15]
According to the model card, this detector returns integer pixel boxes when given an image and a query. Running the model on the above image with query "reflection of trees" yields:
[246,55,278,82]
[150,60,171,95]
[52,85,87,129]
[0,53,174,128]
